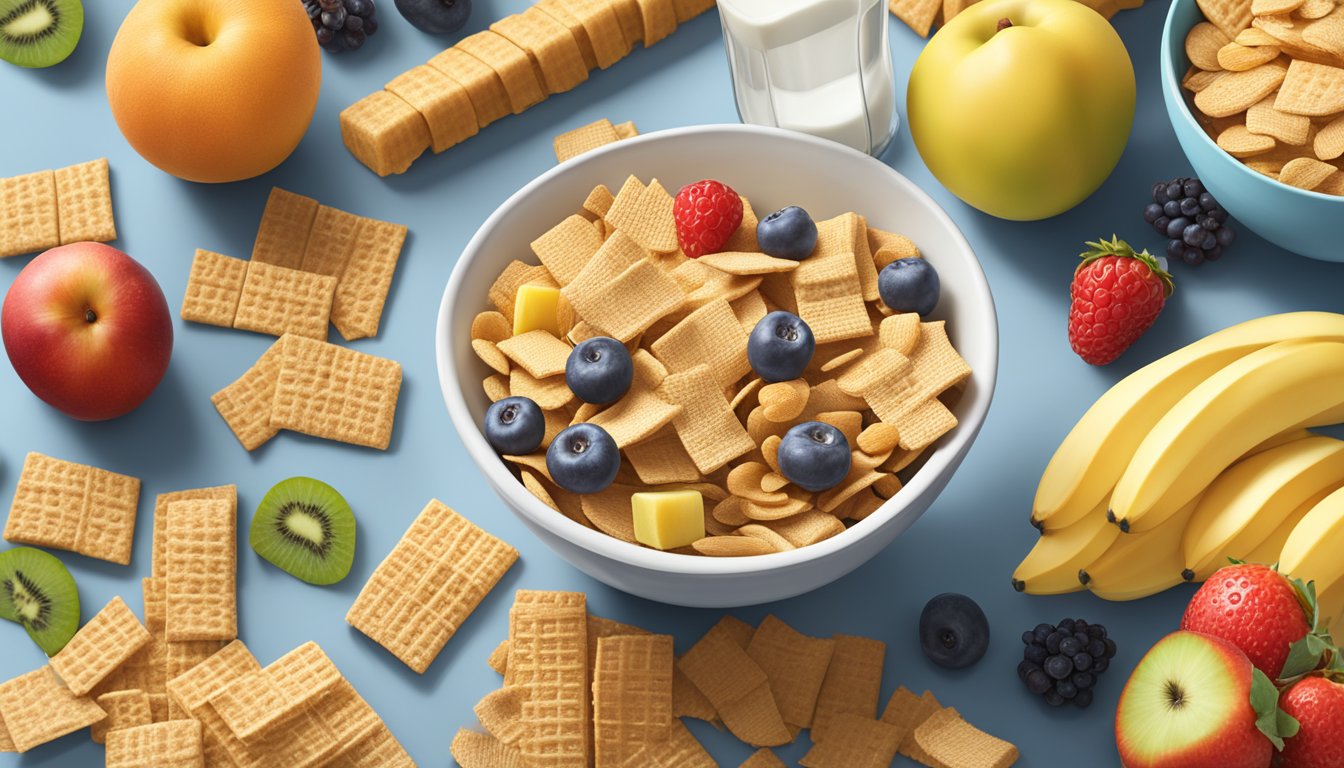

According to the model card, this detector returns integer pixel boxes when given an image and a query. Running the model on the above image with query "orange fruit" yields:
[105,0,321,183]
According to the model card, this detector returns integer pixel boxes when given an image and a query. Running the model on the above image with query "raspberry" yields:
[673,180,743,259]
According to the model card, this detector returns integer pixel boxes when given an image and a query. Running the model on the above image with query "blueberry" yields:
[756,206,818,261]
[1024,644,1048,665]
[1200,233,1217,251]
[918,593,990,670]
[1166,217,1191,239]
[1103,638,1117,658]
[566,337,634,405]
[1058,637,1082,657]
[1045,632,1062,654]
[1033,624,1054,643]
[1021,631,1036,645]
[878,258,940,316]
[1026,669,1052,695]
[1184,179,1204,198]
[1199,192,1218,211]
[1057,618,1075,633]
[1143,203,1163,224]
[394,0,471,33]
[1216,227,1235,247]
[1153,182,1170,203]
[1056,680,1078,699]
[1044,691,1065,707]
[1183,223,1206,246]
[483,397,545,455]
[1183,248,1204,265]
[1018,660,1037,682]
[1044,655,1073,680]
[1180,197,1202,217]
[1072,652,1093,672]
[748,312,815,383]
[1166,182,1183,200]
[777,422,850,492]
[1072,672,1095,690]
[1073,689,1094,708]
[546,423,620,494]
[1093,656,1110,674]
[1163,200,1182,218]
[1086,638,1106,658]
[1153,216,1171,235]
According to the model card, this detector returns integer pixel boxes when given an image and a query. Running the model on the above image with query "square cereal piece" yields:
[166,641,259,716]
[105,720,204,768]
[0,169,58,258]
[532,213,604,285]
[51,596,153,697]
[604,178,678,253]
[492,8,589,95]
[536,0,599,70]
[811,634,885,743]
[504,590,591,766]
[913,708,1019,768]
[658,364,755,474]
[1275,60,1344,116]
[497,329,573,378]
[300,205,361,279]
[561,232,684,342]
[568,0,630,68]
[164,499,237,642]
[269,335,403,450]
[672,0,716,21]
[745,615,835,729]
[592,634,674,767]
[0,667,106,753]
[456,31,547,114]
[792,249,873,344]
[251,188,318,269]
[3,452,141,565]
[613,120,638,139]
[624,426,701,485]
[181,249,248,328]
[210,643,341,743]
[427,47,513,127]
[890,0,942,37]
[880,685,940,741]
[637,0,678,45]
[589,350,680,447]
[452,729,527,767]
[347,501,518,674]
[385,65,479,154]
[166,640,228,683]
[554,119,621,164]
[331,216,407,341]
[92,689,152,744]
[799,714,902,768]
[331,719,415,768]
[583,184,615,219]
[211,336,288,452]
[232,261,336,340]
[54,158,117,245]
[649,298,751,389]
[677,622,790,747]
[339,91,432,178]
[619,719,716,767]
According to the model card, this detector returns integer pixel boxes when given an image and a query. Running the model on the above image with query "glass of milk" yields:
[716,0,897,157]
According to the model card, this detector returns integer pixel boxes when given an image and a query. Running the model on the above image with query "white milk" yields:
[717,0,897,156]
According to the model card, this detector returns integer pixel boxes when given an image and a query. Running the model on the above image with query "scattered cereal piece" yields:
[555,119,621,163]
[3,452,141,565]
[211,336,287,451]
[92,689,153,744]
[800,713,903,768]
[811,634,886,743]
[505,590,591,766]
[913,707,1020,768]
[233,261,336,340]
[338,90,432,178]
[592,634,673,765]
[164,499,237,642]
[54,158,117,245]
[270,335,403,450]
[0,667,106,753]
[105,720,204,768]
[746,615,835,729]
[678,620,791,746]
[181,249,249,328]
[51,596,152,697]
[2,159,119,259]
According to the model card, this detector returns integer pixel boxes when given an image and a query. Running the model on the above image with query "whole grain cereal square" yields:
[269,335,403,450]
[211,642,342,743]
[474,685,527,745]
[492,8,589,95]
[166,640,228,683]
[592,634,674,767]
[180,249,249,328]
[650,299,751,388]
[562,234,684,342]
[679,627,790,746]
[3,452,141,565]
[613,120,638,139]
[504,590,591,767]
[457,31,547,113]
[799,714,902,768]
[568,0,631,67]
[164,499,237,642]
[913,708,1019,768]
[586,350,680,446]
[92,689,152,744]
[54,158,117,245]
[165,640,258,716]
[497,330,573,378]
[427,47,514,128]
[51,596,153,697]
[792,249,874,344]
[0,667,106,753]
[745,615,835,729]
[331,216,407,341]
[339,90,432,177]
[0,169,58,258]
[385,65,479,153]
[233,261,336,341]
[151,486,236,578]
[880,685,937,740]
[624,426,701,485]
[810,634,886,743]
[211,336,288,451]
[554,119,621,163]
[604,178,678,253]
[532,213,604,284]
[105,720,204,768]
[636,0,678,45]
[583,184,616,219]
[347,501,518,674]
[251,188,318,269]
[657,364,756,474]
[618,718,716,768]
[300,205,361,279]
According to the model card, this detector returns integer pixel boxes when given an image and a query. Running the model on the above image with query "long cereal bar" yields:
[50,596,153,697]
[347,500,518,673]
[1,158,117,258]
[3,452,141,565]
[505,590,591,767]
[164,499,237,642]
[592,634,673,766]
[269,335,403,450]
[0,667,106,753]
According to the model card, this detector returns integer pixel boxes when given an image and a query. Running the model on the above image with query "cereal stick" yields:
[505,590,590,766]
[592,635,673,766]
[164,499,237,642]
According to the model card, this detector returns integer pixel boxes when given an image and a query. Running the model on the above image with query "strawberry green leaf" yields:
[1282,633,1331,680]
[1077,235,1174,295]
[1251,668,1298,750]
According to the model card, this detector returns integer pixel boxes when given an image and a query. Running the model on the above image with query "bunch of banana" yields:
[1281,486,1344,631]
[1014,312,1344,603]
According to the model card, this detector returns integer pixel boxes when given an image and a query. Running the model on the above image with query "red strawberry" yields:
[1068,236,1172,365]
[673,180,743,258]
[1180,563,1311,680]
[1279,675,1344,768]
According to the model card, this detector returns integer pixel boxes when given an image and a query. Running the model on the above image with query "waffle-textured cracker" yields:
[4,452,141,565]
[152,486,237,578]
[105,720,204,768]
[269,335,403,449]
[0,667,106,753]
[51,596,152,697]
[54,158,117,245]
[252,188,318,269]
[457,31,547,113]
[180,249,249,328]
[92,689,152,744]
[386,64,479,153]
[331,215,407,341]
[492,8,589,94]
[164,499,237,641]
[0,169,58,258]
[505,590,590,767]
[233,261,336,340]
[211,333,289,451]
[592,634,673,767]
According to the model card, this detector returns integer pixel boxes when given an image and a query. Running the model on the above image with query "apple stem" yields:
[84,309,97,324]
[996,17,1013,31]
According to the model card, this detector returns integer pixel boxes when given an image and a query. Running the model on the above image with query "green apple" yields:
[908,0,1135,221]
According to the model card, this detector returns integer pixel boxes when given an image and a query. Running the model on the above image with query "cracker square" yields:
[745,615,835,729]
[889,0,940,36]
[658,364,756,474]
[583,184,616,219]
[164,500,237,642]
[562,232,685,342]
[649,298,751,388]
[0,169,58,258]
[51,596,153,697]
[270,335,403,450]
[211,642,341,743]
[569,0,630,68]
[233,261,336,340]
[792,246,874,344]
[498,329,573,378]
[799,714,902,768]
[252,188,318,269]
[385,64,479,153]
[339,90,432,177]
[457,31,547,114]
[300,205,361,279]
[212,336,287,451]
[555,119,621,163]
[428,47,514,128]
[586,351,679,448]
[166,641,259,715]
[1276,59,1344,115]
[1197,0,1254,39]
[604,178,679,253]
[331,216,407,341]
[451,729,528,768]
[151,486,236,578]
[181,249,249,328]
[624,426,701,484]
[810,634,886,743]
[880,685,940,741]
[592,634,674,767]
[618,718,715,767]
[167,640,227,682]
[0,667,106,753]
[92,689,152,744]
[532,213,604,284]
[492,8,589,95]
[105,720,204,768]
[347,500,518,674]
[4,452,141,565]
[636,0,678,45]
[54,158,117,245]
[677,622,790,747]
[505,590,591,767]
[913,708,1019,768]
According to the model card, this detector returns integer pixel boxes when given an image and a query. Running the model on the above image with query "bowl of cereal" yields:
[436,124,997,607]
[1161,0,1344,262]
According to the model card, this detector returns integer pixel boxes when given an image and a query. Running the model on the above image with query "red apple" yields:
[1116,631,1272,768]
[2,242,172,420]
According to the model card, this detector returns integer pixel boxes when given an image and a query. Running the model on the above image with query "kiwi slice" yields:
[0,547,80,656]
[0,0,84,68]
[250,477,356,586]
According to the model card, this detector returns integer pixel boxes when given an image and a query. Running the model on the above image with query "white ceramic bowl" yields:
[437,124,998,607]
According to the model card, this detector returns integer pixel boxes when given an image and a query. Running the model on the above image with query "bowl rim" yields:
[436,123,999,576]
[1160,0,1344,204]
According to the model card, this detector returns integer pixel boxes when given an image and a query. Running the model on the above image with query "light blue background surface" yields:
[2,0,1342,765]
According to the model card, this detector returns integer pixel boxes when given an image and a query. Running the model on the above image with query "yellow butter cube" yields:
[631,490,705,551]
[513,284,562,336]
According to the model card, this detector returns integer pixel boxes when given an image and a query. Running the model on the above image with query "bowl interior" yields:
[437,124,998,575]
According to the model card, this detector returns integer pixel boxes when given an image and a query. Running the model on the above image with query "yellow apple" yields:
[908,0,1135,221]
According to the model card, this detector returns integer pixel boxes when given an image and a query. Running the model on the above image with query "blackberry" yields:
[304,0,378,52]
[1018,618,1117,710]
[1145,176,1235,266]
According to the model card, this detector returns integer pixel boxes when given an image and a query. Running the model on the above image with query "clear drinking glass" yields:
[716,0,898,157]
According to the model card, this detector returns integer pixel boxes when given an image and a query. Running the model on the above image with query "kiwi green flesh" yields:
[0,547,80,656]
[0,0,84,69]
[250,477,356,586]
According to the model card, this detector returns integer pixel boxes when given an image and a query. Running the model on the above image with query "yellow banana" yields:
[1111,340,1344,533]
[1281,485,1344,596]
[1181,436,1344,582]
[1317,581,1344,632]
[1033,312,1344,531]
[1079,495,1201,601]
[1012,500,1118,595]
[1241,486,1336,569]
